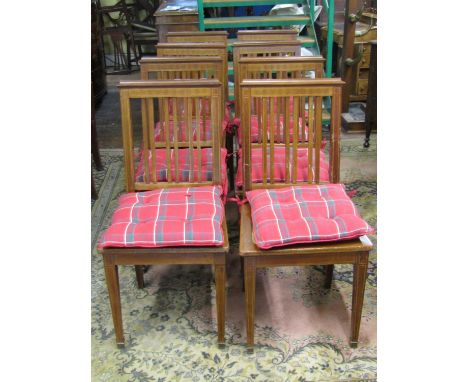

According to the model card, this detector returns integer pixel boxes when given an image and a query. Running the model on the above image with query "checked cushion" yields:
[135,148,228,197]
[99,186,225,248]
[236,147,329,187]
[246,184,373,249]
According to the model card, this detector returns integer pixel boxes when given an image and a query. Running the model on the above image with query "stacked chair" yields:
[97,30,373,352]
[98,79,229,347]
[238,78,373,351]
[234,55,325,197]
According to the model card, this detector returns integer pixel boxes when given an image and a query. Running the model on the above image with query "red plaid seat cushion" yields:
[236,147,329,188]
[135,148,228,197]
[99,186,225,248]
[246,184,373,249]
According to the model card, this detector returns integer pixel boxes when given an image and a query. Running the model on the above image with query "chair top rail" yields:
[156,42,227,49]
[232,40,302,48]
[119,79,221,89]
[140,56,223,64]
[238,56,324,65]
[240,78,345,88]
[167,31,228,37]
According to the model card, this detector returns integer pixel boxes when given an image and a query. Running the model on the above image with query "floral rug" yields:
[91,136,377,381]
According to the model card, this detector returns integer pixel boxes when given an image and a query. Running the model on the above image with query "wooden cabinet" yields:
[352,42,371,100]
[321,17,376,102]
[154,0,199,42]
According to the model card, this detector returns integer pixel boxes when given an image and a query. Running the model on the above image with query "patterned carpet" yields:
[91,137,377,381]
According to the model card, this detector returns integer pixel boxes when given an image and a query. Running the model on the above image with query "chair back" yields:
[166,31,228,44]
[233,41,301,115]
[237,29,298,42]
[119,80,223,192]
[237,56,325,119]
[156,42,228,104]
[140,56,226,147]
[240,78,344,191]
[140,56,224,81]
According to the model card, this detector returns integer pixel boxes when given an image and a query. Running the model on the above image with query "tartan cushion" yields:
[99,186,225,248]
[135,148,228,197]
[246,184,373,249]
[236,147,329,187]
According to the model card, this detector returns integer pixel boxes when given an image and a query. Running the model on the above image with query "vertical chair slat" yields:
[307,96,314,183]
[284,96,290,183]
[163,97,172,183]
[120,92,134,192]
[301,94,306,143]
[147,98,156,183]
[202,97,207,144]
[158,72,166,132]
[186,97,194,182]
[173,96,179,182]
[140,67,154,183]
[242,89,252,191]
[211,88,221,185]
[314,96,323,184]
[269,97,275,184]
[276,71,282,142]
[292,96,299,184]
[195,98,202,182]
[331,88,341,183]
[262,97,268,185]
[141,99,150,183]
[255,90,260,138]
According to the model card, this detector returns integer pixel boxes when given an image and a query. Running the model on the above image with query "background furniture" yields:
[96,0,158,73]
[196,0,337,78]
[91,83,102,200]
[155,0,199,42]
[320,17,377,103]
[92,1,107,103]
